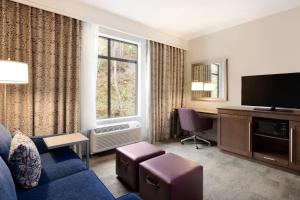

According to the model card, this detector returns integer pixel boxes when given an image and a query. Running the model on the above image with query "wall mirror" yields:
[191,58,228,101]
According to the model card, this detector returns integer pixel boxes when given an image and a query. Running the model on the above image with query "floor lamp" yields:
[0,60,29,126]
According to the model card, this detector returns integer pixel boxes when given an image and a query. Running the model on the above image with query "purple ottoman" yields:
[139,153,203,200]
[116,141,165,191]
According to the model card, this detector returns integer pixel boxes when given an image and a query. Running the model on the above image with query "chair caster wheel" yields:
[196,146,199,149]
[180,142,184,145]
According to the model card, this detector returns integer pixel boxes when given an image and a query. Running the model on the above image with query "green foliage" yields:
[96,37,137,119]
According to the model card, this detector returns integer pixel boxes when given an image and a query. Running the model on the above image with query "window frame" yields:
[97,35,139,119]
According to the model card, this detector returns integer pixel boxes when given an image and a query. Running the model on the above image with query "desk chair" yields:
[178,108,213,149]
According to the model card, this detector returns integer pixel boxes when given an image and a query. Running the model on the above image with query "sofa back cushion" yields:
[9,132,42,188]
[0,156,17,200]
[0,123,12,162]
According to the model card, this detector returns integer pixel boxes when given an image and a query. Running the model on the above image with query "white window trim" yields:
[96,29,146,126]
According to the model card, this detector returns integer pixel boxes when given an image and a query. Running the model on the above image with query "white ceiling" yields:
[76,0,300,40]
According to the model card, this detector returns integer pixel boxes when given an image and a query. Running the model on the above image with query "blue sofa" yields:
[0,124,141,200]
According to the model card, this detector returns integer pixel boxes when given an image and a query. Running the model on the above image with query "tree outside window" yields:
[97,36,138,119]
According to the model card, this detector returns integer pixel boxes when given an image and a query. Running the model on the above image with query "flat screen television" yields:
[241,73,300,111]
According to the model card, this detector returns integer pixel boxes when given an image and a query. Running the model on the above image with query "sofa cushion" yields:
[8,132,41,188]
[17,170,115,200]
[0,157,17,200]
[37,147,87,185]
[0,123,12,162]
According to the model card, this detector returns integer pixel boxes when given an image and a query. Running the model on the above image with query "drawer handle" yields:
[291,128,293,164]
[146,175,160,190]
[248,122,251,152]
[263,156,276,161]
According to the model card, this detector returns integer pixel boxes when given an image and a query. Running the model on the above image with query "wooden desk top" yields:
[176,107,218,118]
[43,133,88,150]
[193,107,218,115]
[176,107,218,114]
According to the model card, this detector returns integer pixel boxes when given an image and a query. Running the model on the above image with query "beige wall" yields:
[185,7,300,109]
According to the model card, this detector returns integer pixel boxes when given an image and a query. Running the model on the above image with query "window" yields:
[97,36,138,119]
[210,64,219,98]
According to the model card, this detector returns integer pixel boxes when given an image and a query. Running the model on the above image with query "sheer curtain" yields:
[80,22,98,134]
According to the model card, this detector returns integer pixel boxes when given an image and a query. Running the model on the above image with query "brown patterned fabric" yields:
[0,0,81,136]
[149,41,185,143]
[193,64,211,97]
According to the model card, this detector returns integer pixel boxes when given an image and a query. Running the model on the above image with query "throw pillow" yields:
[8,131,42,188]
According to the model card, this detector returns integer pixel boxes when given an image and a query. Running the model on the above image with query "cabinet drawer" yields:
[253,152,288,168]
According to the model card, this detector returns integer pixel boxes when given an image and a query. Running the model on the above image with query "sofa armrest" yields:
[30,133,65,154]
[30,137,48,154]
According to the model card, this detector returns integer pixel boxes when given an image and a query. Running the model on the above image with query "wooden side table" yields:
[43,133,90,169]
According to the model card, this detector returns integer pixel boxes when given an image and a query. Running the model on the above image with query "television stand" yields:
[218,106,300,173]
[254,107,293,113]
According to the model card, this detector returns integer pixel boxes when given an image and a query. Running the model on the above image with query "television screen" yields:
[242,73,300,109]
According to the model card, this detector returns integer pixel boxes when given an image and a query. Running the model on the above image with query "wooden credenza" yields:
[218,106,300,172]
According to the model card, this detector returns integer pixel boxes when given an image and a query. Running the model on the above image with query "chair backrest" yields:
[177,108,212,132]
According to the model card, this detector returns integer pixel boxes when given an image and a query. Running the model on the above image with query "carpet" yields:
[91,141,300,200]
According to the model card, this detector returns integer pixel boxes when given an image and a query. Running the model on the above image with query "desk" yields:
[175,107,218,142]
[191,107,218,119]
[176,107,217,114]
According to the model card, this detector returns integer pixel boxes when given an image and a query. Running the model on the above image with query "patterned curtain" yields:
[193,64,211,97]
[149,41,185,143]
[0,0,81,136]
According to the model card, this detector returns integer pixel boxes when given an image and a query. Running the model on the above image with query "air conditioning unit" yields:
[90,121,142,154]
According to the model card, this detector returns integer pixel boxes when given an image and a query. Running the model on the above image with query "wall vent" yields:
[90,121,142,154]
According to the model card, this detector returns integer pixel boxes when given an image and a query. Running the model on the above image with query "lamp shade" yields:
[0,60,28,84]
[191,82,204,91]
[203,83,215,91]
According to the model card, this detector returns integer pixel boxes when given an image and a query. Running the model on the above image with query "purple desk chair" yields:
[178,108,213,149]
